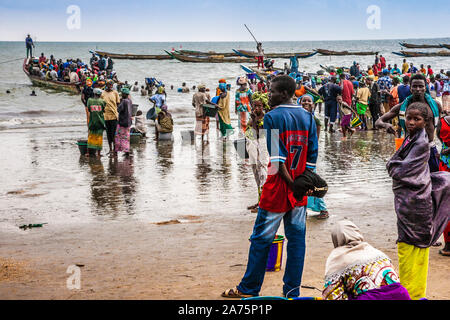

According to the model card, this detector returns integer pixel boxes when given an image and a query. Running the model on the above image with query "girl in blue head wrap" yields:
[298,93,330,219]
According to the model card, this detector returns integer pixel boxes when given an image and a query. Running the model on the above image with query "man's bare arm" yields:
[279,162,294,190]
[375,103,401,134]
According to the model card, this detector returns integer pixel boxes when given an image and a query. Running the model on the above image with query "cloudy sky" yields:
[1,0,449,42]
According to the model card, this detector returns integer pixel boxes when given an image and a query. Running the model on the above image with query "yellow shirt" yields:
[356,87,371,105]
[402,62,409,74]
[101,90,120,121]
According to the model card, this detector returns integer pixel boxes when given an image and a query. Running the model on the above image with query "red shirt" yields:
[341,79,354,106]
[373,65,378,76]
[428,68,433,76]
[380,56,386,69]
[257,82,267,93]
[259,105,318,213]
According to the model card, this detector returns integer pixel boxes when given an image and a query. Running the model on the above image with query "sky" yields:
[0,0,449,42]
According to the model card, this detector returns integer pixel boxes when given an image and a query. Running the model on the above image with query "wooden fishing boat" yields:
[315,49,378,56]
[440,44,450,50]
[399,42,442,49]
[319,65,350,73]
[240,65,283,80]
[94,50,172,60]
[392,50,450,57]
[23,59,81,94]
[177,49,238,57]
[233,49,318,59]
[165,51,255,63]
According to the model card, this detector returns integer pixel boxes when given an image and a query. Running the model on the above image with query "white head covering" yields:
[324,220,389,284]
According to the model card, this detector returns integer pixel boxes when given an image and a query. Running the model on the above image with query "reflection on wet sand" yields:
[195,141,212,194]
[155,140,174,177]
[80,155,137,218]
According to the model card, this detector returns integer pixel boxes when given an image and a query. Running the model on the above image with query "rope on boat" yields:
[0,58,24,65]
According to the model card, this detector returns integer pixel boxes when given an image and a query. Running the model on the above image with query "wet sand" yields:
[0,123,449,300]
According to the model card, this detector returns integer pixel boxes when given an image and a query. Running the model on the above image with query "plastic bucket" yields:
[181,130,195,141]
[233,138,249,159]
[132,104,139,117]
[158,132,173,141]
[395,137,404,151]
[202,104,218,117]
[130,132,142,144]
[77,140,96,155]
[266,235,285,272]
[77,140,88,155]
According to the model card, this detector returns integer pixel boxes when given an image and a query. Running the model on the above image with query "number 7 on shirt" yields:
[290,145,303,170]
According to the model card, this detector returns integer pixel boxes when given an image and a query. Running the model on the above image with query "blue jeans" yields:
[237,206,307,298]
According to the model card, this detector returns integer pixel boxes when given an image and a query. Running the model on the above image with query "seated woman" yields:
[322,220,411,300]
[155,105,173,141]
[131,110,147,137]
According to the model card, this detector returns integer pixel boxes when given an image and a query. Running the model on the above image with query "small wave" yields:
[0,117,84,130]
[20,110,53,116]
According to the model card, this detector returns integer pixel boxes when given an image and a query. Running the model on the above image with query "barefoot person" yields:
[192,84,212,141]
[86,88,106,157]
[245,99,269,213]
[355,80,371,130]
[376,74,443,172]
[386,102,450,300]
[235,76,253,135]
[114,88,133,157]
[300,94,330,219]
[101,80,121,156]
[318,76,342,133]
[437,114,450,257]
[338,95,356,139]
[222,75,318,299]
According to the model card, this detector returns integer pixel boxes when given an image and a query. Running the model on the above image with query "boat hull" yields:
[177,50,238,57]
[315,49,378,56]
[233,49,317,59]
[94,50,172,60]
[166,51,255,63]
[392,50,450,57]
[23,59,81,94]
[399,42,442,49]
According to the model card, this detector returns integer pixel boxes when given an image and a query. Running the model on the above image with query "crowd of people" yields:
[73,42,449,300]
[26,50,119,89]
[216,69,449,300]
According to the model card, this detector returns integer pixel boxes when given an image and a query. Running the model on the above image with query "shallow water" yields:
[0,116,400,230]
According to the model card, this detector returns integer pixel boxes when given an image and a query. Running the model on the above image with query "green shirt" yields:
[87,98,106,131]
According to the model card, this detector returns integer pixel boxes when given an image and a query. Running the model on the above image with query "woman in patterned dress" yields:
[322,220,410,300]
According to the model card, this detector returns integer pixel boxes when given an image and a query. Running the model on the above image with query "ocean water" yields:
[0,38,449,129]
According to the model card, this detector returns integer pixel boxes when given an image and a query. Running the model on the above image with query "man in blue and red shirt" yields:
[222,75,318,299]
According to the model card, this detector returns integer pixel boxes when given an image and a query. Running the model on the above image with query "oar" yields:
[244,24,259,44]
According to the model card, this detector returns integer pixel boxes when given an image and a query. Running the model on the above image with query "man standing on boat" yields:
[256,42,264,69]
[25,34,34,58]
[290,55,299,75]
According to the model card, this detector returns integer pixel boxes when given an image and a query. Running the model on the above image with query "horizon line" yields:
[1,36,449,43]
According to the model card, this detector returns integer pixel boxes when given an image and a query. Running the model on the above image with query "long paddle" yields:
[244,24,259,44]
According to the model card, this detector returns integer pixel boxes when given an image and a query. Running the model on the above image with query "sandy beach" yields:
[0,206,448,300]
